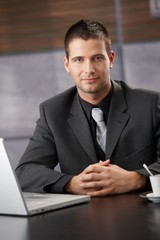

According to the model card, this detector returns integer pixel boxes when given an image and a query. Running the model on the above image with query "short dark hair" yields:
[64,19,112,59]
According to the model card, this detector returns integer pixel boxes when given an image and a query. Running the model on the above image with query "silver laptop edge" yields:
[0,138,90,216]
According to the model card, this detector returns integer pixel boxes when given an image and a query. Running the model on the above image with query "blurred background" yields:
[0,0,160,168]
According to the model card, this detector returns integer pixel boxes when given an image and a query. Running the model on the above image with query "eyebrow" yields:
[92,53,105,58]
[71,56,84,61]
[71,54,105,61]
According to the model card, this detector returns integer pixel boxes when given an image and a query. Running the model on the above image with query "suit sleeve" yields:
[136,93,160,176]
[16,103,73,193]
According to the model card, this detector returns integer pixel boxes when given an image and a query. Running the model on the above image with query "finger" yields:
[87,187,111,197]
[80,177,103,192]
[81,178,107,189]
[84,165,103,174]
[81,172,103,183]
[99,159,110,166]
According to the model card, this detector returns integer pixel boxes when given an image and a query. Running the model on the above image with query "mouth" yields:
[81,77,99,83]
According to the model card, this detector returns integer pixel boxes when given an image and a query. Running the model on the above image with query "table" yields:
[0,192,160,240]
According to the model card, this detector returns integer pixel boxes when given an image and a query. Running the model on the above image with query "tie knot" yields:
[91,108,104,123]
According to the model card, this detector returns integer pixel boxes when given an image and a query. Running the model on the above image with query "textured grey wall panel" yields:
[123,41,160,91]
[0,50,73,138]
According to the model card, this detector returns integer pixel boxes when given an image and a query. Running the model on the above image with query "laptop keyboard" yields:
[25,198,56,210]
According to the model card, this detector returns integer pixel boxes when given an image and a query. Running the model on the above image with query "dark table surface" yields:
[0,192,160,240]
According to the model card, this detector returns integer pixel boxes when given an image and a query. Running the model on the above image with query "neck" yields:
[78,83,111,105]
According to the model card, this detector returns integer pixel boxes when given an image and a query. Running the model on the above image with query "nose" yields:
[84,60,95,74]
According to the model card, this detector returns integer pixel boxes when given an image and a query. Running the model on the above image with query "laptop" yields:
[0,138,90,216]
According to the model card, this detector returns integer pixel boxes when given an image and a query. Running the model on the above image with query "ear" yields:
[109,51,115,69]
[64,56,70,73]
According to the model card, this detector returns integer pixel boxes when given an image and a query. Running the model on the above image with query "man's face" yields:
[64,38,114,102]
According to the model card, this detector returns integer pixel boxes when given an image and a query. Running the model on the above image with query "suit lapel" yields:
[67,94,97,163]
[67,81,130,162]
[106,81,130,159]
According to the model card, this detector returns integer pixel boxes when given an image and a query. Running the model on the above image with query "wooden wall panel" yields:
[121,0,160,42]
[0,0,115,54]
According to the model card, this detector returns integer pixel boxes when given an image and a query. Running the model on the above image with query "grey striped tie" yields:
[91,108,107,153]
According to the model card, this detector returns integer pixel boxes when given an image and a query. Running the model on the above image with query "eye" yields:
[94,55,105,62]
[73,57,83,63]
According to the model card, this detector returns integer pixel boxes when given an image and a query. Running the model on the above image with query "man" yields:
[16,19,160,197]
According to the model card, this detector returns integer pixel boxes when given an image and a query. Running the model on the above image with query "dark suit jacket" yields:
[16,80,160,193]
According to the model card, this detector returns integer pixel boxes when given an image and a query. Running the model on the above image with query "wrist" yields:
[130,171,146,190]
[64,176,76,194]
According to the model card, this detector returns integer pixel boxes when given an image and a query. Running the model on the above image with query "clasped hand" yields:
[65,160,145,197]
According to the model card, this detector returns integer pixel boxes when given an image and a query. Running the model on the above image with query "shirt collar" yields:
[79,85,113,121]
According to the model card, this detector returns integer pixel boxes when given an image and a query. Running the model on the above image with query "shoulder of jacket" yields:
[113,80,160,97]
[41,86,77,107]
